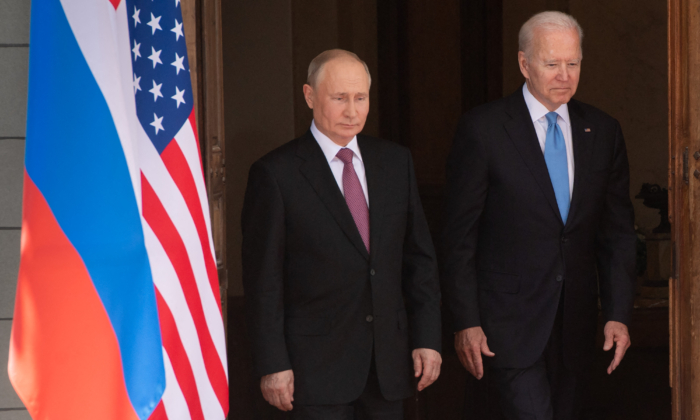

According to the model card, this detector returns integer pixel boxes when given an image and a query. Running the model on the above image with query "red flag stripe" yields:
[154,288,205,420]
[173,117,217,270]
[142,175,229,413]
[149,401,169,420]
[161,140,221,315]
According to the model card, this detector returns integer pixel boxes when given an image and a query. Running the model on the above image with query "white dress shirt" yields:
[311,120,370,207]
[522,83,575,199]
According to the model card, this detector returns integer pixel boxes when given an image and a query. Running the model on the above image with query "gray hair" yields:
[519,11,583,58]
[307,49,372,89]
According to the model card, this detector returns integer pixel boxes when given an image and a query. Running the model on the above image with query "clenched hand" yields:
[261,369,295,411]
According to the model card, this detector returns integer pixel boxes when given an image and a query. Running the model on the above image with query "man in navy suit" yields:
[442,11,636,420]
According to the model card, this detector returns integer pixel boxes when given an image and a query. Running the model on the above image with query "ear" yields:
[518,51,530,80]
[303,84,314,109]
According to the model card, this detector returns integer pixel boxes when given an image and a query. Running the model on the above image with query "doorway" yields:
[186,0,679,418]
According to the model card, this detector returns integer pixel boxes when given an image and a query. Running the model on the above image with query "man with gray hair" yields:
[242,49,442,419]
[442,11,636,419]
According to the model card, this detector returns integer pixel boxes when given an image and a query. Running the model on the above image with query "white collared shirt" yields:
[522,83,575,199]
[311,120,370,207]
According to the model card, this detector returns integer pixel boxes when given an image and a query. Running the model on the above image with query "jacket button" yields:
[370,269,376,276]
[366,315,374,323]
[556,275,563,282]
[561,236,568,243]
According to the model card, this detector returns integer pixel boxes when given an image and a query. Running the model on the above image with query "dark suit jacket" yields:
[241,131,441,405]
[441,89,636,372]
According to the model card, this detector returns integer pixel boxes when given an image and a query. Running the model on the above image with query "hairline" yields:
[307,49,372,90]
[519,12,584,60]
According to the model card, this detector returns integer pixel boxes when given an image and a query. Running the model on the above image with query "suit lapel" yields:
[297,132,370,260]
[503,91,564,225]
[566,101,595,228]
[358,136,384,260]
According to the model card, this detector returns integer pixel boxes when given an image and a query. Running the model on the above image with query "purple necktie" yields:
[336,148,370,252]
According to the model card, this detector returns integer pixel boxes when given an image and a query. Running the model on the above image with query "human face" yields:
[518,28,582,111]
[303,58,370,146]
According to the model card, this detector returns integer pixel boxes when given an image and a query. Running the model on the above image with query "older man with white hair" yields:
[442,11,636,419]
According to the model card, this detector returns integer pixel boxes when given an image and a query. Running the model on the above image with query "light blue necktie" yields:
[544,112,570,223]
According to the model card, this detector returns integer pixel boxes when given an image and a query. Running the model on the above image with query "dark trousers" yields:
[490,295,589,420]
[290,357,404,420]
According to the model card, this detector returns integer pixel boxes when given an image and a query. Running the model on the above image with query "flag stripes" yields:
[142,170,228,416]
[10,0,228,418]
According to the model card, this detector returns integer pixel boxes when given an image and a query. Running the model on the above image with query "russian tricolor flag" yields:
[8,0,228,419]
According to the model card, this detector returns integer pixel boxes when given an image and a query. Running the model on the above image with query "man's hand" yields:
[455,326,495,380]
[260,369,294,411]
[412,348,442,391]
[603,321,631,374]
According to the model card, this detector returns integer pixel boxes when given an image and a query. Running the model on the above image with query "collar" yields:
[310,120,364,164]
[522,83,570,126]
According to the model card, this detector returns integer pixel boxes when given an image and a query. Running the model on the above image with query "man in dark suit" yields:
[442,11,636,419]
[242,49,442,419]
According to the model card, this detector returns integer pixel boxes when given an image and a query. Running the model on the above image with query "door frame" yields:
[669,0,700,418]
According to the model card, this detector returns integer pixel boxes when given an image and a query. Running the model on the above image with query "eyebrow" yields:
[329,92,369,96]
[543,59,581,64]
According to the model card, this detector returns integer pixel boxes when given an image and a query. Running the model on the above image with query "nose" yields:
[557,64,570,81]
[344,99,357,118]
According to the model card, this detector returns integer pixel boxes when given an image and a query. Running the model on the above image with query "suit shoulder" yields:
[570,100,620,127]
[358,134,410,157]
[253,137,301,168]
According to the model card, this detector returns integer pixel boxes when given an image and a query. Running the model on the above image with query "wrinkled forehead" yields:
[532,28,582,59]
[318,58,370,89]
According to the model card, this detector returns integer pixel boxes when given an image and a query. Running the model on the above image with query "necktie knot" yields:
[337,148,354,164]
[546,112,559,127]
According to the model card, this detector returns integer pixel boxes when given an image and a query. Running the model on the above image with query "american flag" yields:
[9,0,227,418]
[127,0,229,418]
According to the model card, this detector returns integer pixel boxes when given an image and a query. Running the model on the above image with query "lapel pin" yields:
[584,128,591,132]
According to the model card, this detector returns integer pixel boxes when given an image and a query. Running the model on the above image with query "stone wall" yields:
[0,0,31,417]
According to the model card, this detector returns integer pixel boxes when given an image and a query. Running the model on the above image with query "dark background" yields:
[220,1,670,418]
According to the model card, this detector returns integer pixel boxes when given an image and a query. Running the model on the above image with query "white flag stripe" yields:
[173,120,217,266]
[140,134,228,372]
[144,222,224,420]
[61,0,143,210]
[63,1,228,416]
[160,348,193,420]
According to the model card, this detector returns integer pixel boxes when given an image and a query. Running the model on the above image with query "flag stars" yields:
[172,87,186,108]
[133,74,142,94]
[171,53,186,75]
[171,19,184,41]
[149,80,164,102]
[151,113,164,135]
[133,7,141,27]
[148,47,163,68]
[132,40,141,61]
[147,13,162,35]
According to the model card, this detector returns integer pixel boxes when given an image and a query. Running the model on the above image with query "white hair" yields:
[307,49,372,89]
[519,11,583,58]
